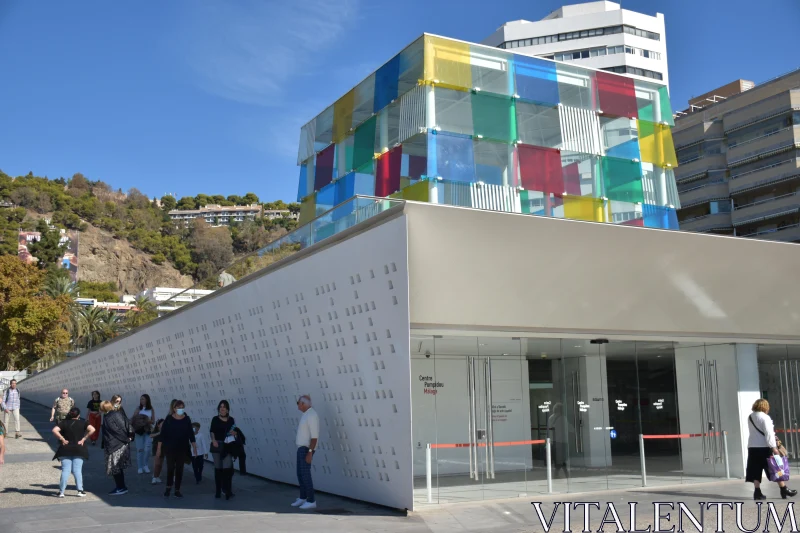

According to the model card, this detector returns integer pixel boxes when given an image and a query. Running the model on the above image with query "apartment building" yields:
[263,209,299,220]
[482,1,669,86]
[168,203,263,227]
[673,70,800,241]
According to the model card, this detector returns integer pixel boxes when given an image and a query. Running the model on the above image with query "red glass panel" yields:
[596,71,637,119]
[621,218,644,227]
[518,145,562,196]
[562,161,581,196]
[314,144,335,191]
[376,146,402,197]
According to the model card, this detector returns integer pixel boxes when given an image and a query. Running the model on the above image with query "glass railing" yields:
[161,195,403,307]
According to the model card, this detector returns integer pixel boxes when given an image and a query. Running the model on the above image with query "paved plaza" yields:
[0,401,794,532]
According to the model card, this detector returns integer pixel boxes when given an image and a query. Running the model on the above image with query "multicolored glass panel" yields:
[296,34,680,230]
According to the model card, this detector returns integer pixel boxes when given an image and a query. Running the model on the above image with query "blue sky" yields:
[0,0,797,203]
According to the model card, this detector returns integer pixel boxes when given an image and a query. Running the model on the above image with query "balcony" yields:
[727,126,800,166]
[723,90,800,133]
[678,212,732,232]
[740,223,800,243]
[678,181,730,208]
[729,157,800,194]
[674,154,728,182]
[732,192,800,227]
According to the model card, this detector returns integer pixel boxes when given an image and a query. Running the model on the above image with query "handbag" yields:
[749,414,787,456]
[768,454,791,482]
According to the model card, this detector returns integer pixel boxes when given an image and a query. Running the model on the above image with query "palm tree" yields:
[78,307,111,350]
[101,310,127,339]
[125,295,158,329]
[44,276,83,349]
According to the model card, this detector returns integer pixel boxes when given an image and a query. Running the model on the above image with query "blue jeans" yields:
[60,457,84,492]
[134,433,151,469]
[296,446,315,503]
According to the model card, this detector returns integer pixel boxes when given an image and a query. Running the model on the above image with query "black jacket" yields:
[101,410,132,454]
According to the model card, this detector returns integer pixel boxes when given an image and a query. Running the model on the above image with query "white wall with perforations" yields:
[21,216,414,510]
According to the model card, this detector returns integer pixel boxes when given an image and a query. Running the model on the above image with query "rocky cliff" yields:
[78,223,193,295]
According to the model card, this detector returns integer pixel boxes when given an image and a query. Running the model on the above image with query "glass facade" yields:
[296,34,680,230]
[409,334,800,505]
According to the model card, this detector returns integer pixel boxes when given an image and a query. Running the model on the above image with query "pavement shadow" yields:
[18,400,405,517]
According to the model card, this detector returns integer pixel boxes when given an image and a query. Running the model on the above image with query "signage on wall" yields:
[610,429,617,439]
[419,375,444,395]
[577,401,590,412]
[538,401,551,413]
[492,404,513,422]
[615,399,627,411]
[653,399,664,410]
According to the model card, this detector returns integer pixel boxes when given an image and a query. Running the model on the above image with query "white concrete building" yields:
[482,1,669,86]
[168,204,263,227]
[138,287,215,314]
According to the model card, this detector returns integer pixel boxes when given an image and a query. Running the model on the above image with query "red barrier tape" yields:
[642,432,722,440]
[430,439,546,449]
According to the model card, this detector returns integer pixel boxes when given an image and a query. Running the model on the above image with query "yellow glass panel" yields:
[401,180,430,202]
[423,35,472,91]
[333,89,355,144]
[299,194,316,225]
[638,120,679,168]
[563,195,606,222]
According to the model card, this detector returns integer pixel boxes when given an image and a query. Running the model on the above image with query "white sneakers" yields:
[151,477,162,485]
[57,492,65,498]
[291,498,306,507]
[299,501,317,510]
[143,466,151,474]
[138,468,144,475]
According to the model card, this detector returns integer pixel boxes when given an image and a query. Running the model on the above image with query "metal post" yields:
[723,431,730,479]
[426,444,433,503]
[546,438,553,494]
[639,434,647,487]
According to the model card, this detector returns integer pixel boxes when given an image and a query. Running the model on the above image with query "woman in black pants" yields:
[156,400,197,498]
[210,400,237,500]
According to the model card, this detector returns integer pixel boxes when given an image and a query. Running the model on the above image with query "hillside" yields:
[78,222,193,294]
[0,170,300,290]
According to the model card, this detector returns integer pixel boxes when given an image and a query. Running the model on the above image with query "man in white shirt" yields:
[291,395,319,510]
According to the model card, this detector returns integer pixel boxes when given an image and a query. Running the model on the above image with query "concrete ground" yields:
[0,401,795,532]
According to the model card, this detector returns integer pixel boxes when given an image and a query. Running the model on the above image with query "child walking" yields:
[191,422,209,484]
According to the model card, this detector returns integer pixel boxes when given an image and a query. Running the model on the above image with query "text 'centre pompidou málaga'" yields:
[296,34,680,229]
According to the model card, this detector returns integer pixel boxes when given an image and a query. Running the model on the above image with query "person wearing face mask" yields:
[100,396,133,496]
[209,400,237,499]
[156,400,197,498]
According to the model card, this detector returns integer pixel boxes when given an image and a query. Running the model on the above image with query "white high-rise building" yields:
[482,1,669,86]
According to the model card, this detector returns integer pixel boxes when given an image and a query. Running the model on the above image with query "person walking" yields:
[747,398,798,500]
[50,388,74,424]
[191,422,209,484]
[86,391,102,445]
[2,379,22,439]
[209,400,237,499]
[52,407,95,498]
[0,418,6,465]
[132,394,155,475]
[101,396,132,496]
[150,418,165,484]
[291,395,319,510]
[156,400,196,498]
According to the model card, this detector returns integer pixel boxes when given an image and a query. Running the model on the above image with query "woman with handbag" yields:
[209,400,237,500]
[101,396,133,496]
[747,398,798,500]
[156,399,197,498]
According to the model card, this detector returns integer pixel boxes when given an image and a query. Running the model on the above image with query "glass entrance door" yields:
[758,345,800,459]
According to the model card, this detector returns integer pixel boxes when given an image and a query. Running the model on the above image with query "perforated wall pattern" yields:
[22,216,413,510]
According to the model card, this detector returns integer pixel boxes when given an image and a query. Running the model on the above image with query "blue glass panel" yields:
[431,131,475,183]
[643,204,679,229]
[605,138,641,160]
[513,57,559,105]
[335,172,375,205]
[374,55,400,113]
[297,164,309,202]
[316,182,336,215]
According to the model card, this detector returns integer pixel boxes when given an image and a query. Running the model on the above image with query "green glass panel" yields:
[471,92,516,143]
[601,156,644,203]
[353,115,377,170]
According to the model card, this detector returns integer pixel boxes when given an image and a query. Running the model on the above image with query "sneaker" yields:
[143,465,151,474]
[138,468,144,475]
[291,498,306,507]
[174,491,183,498]
[164,488,171,498]
[77,491,86,497]
[151,477,161,485]
[299,501,317,510]
[15,433,21,439]
[109,488,128,496]
[57,492,65,498]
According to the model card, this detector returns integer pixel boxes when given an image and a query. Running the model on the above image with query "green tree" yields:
[28,219,66,268]
[226,195,243,205]
[160,195,177,211]
[77,281,118,302]
[125,295,157,329]
[177,196,197,210]
[0,256,70,370]
[190,219,233,280]
[242,192,260,205]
